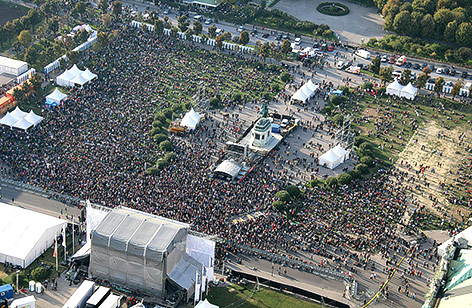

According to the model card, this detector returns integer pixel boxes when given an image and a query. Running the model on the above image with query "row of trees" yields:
[382,0,472,47]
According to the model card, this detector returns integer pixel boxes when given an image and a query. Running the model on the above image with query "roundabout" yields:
[316,2,350,16]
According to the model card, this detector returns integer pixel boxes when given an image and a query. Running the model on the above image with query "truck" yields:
[97,294,121,308]
[62,280,95,308]
[0,285,14,302]
[355,49,370,59]
[85,287,111,308]
[10,296,36,308]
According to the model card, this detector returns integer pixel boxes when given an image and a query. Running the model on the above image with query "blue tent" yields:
[271,123,281,133]
[330,90,343,96]
[0,284,14,300]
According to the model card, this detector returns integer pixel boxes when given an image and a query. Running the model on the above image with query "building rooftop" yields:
[0,56,27,69]
[254,117,271,132]
[183,0,222,7]
[438,248,472,308]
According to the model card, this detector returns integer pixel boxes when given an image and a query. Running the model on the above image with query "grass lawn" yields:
[0,0,29,26]
[205,283,324,308]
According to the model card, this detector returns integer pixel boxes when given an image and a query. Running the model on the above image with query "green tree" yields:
[66,50,79,64]
[159,140,173,152]
[444,20,458,42]
[177,15,189,32]
[355,163,369,174]
[379,66,394,84]
[208,26,216,38]
[456,23,472,47]
[392,11,412,35]
[215,34,224,50]
[325,177,338,188]
[17,30,32,48]
[153,133,167,143]
[280,72,291,83]
[433,9,454,39]
[370,56,381,76]
[337,173,352,185]
[260,43,271,62]
[193,21,202,35]
[184,29,193,41]
[420,14,435,37]
[285,185,301,198]
[112,1,122,16]
[75,1,86,17]
[97,32,109,49]
[31,267,49,282]
[154,19,164,35]
[24,46,38,63]
[209,97,220,108]
[102,13,112,28]
[239,30,249,45]
[333,114,344,125]
[399,69,411,85]
[434,77,445,97]
[0,28,7,48]
[451,79,463,100]
[98,0,108,12]
[275,190,291,202]
[281,39,291,54]
[416,73,429,89]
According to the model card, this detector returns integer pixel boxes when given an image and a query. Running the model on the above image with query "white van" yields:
[280,119,289,128]
[336,61,345,70]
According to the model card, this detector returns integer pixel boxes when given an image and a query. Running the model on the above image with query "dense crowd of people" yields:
[0,27,437,274]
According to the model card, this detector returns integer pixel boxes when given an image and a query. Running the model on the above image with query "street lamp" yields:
[15,270,20,293]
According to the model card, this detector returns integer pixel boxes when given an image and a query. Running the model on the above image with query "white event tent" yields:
[181,108,202,130]
[24,110,44,127]
[386,80,404,97]
[399,82,418,100]
[0,202,67,268]
[0,112,19,127]
[13,117,34,131]
[0,108,43,131]
[195,299,219,308]
[292,80,319,103]
[56,64,97,87]
[319,145,350,170]
[46,88,68,104]
[10,106,28,120]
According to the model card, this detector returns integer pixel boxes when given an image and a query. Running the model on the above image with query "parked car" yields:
[163,9,169,14]
[381,55,388,62]
[413,63,420,70]
[405,62,412,68]
[262,33,269,38]
[282,34,289,40]
[392,71,402,79]
[327,45,334,52]
[238,26,245,33]
[275,34,282,40]
[396,55,406,66]
[461,71,469,78]
[388,56,396,64]
[294,37,301,45]
[205,18,212,25]
[449,69,456,76]
[436,68,444,74]
[280,119,289,128]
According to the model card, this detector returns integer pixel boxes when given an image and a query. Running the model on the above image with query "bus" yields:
[85,287,110,308]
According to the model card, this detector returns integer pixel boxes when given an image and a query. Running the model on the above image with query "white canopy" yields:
[0,112,19,127]
[70,73,89,87]
[195,299,219,308]
[181,108,201,130]
[56,69,76,87]
[68,64,84,76]
[399,82,418,100]
[46,88,67,103]
[10,106,28,121]
[319,145,349,170]
[386,80,404,97]
[12,117,33,131]
[292,80,319,102]
[24,110,44,127]
[82,68,98,82]
[0,202,66,268]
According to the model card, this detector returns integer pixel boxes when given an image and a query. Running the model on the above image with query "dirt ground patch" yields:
[361,108,378,118]
[0,1,29,26]
[395,121,471,223]
[0,271,8,280]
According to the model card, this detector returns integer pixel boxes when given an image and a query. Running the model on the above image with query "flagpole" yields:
[55,232,58,271]
[63,224,67,262]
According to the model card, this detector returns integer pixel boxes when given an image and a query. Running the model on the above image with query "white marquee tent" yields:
[12,117,34,131]
[386,80,404,97]
[46,88,68,104]
[0,202,66,268]
[181,108,202,130]
[319,145,350,170]
[10,106,28,121]
[292,80,319,103]
[399,82,418,100]
[24,110,44,127]
[0,112,19,127]
[56,65,97,87]
[195,299,219,308]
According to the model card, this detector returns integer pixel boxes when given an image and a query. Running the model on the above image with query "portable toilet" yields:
[29,281,35,292]
[34,282,42,294]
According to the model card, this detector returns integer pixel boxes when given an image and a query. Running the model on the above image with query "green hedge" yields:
[316,2,350,16]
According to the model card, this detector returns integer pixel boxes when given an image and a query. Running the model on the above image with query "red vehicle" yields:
[388,56,395,64]
[327,45,334,52]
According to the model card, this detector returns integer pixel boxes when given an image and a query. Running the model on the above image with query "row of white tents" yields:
[180,108,202,130]
[56,64,97,88]
[319,145,350,170]
[386,80,418,100]
[0,106,43,131]
[291,80,319,103]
